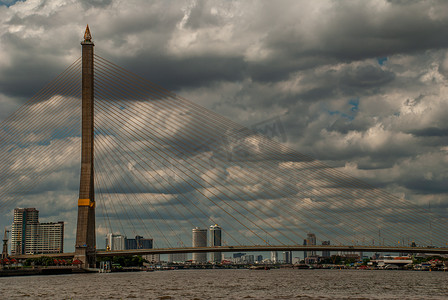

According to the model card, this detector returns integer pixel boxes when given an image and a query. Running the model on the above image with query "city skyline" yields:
[0,1,447,251]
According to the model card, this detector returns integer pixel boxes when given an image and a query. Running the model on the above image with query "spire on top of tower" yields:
[84,24,92,42]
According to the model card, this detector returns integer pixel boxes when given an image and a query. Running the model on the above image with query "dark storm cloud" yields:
[404,179,448,194]
[289,63,395,103]
[265,1,448,59]
[0,0,446,98]
[238,1,448,84]
[79,0,111,9]
[409,127,448,137]
[93,1,442,87]
[341,65,395,88]
[121,55,246,91]
[0,33,69,98]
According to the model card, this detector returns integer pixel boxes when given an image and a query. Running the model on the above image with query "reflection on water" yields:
[1,269,447,299]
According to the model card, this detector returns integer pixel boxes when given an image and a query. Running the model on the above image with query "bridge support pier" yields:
[74,25,96,269]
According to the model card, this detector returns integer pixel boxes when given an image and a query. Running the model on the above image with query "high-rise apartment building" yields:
[105,233,126,251]
[106,234,153,251]
[283,251,292,264]
[36,222,64,254]
[242,254,254,263]
[126,235,153,250]
[10,208,64,255]
[209,224,222,263]
[11,208,38,255]
[192,227,207,263]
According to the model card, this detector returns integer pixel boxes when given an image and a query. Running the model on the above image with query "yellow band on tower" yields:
[78,198,95,208]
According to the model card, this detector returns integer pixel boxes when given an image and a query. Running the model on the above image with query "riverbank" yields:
[2,262,447,277]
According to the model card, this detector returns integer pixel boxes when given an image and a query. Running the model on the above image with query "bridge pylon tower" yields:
[74,25,96,269]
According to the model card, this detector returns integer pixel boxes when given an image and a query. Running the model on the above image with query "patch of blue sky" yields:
[377,57,388,66]
[94,130,114,138]
[327,98,360,122]
[328,110,355,121]
[37,140,51,146]
[349,98,359,112]
[0,0,24,7]
[49,127,80,140]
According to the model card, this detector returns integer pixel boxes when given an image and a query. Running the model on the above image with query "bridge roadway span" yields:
[13,245,448,259]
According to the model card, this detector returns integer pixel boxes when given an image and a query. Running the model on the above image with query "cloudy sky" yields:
[0,0,447,253]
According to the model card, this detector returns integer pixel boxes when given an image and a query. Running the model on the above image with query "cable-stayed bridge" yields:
[2,27,448,267]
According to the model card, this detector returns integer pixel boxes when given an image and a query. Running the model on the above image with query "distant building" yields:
[125,236,138,250]
[283,251,292,264]
[145,254,160,264]
[292,257,301,264]
[36,222,64,254]
[305,255,319,264]
[210,224,222,263]
[242,254,254,264]
[106,233,126,251]
[10,208,64,255]
[11,208,38,255]
[233,252,246,259]
[256,255,263,263]
[306,233,316,257]
[321,241,330,258]
[192,227,207,263]
[126,235,153,250]
[271,251,278,263]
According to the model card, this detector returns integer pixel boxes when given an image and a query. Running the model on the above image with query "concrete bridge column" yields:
[74,25,96,269]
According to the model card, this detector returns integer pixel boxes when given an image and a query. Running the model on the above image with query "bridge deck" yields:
[12,245,448,260]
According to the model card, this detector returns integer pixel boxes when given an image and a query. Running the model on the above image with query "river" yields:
[1,269,447,299]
